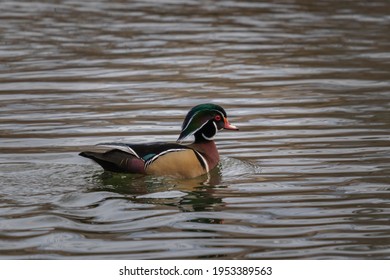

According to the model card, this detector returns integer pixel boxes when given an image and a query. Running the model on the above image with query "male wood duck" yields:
[79,103,238,178]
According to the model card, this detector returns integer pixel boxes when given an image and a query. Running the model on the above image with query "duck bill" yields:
[223,118,239,130]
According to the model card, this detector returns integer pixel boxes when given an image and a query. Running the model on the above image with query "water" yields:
[0,0,389,259]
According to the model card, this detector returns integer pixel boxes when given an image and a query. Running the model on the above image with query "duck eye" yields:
[214,115,222,121]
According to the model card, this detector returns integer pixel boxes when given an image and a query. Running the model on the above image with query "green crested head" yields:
[177,103,238,143]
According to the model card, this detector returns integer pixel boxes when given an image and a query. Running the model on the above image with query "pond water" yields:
[0,0,389,259]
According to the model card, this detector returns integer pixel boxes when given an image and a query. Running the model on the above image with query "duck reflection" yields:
[88,165,225,212]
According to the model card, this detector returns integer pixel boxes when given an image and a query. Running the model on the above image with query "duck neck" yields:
[190,139,220,170]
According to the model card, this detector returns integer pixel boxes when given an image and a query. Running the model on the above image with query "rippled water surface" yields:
[1,0,390,259]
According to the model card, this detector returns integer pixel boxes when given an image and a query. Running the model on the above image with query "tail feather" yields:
[79,150,145,173]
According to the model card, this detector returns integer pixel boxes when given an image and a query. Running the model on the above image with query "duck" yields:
[79,103,238,178]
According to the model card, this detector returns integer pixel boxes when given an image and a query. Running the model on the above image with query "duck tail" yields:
[79,151,145,173]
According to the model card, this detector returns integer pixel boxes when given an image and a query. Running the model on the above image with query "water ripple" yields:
[0,0,389,259]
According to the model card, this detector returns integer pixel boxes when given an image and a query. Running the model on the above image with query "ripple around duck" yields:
[1,157,389,259]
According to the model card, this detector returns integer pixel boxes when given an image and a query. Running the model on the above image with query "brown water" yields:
[0,0,389,259]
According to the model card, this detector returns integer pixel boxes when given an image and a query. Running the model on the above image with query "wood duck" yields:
[79,103,238,178]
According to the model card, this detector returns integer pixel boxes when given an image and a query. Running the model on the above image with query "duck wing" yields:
[79,142,194,174]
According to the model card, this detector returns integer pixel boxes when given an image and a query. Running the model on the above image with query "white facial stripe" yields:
[181,110,199,132]
[180,117,208,141]
[201,133,214,141]
[201,121,218,140]
[214,120,219,131]
[189,119,208,137]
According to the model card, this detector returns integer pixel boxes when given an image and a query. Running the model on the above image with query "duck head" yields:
[177,103,238,143]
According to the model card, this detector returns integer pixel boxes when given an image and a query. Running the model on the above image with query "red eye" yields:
[214,115,222,121]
